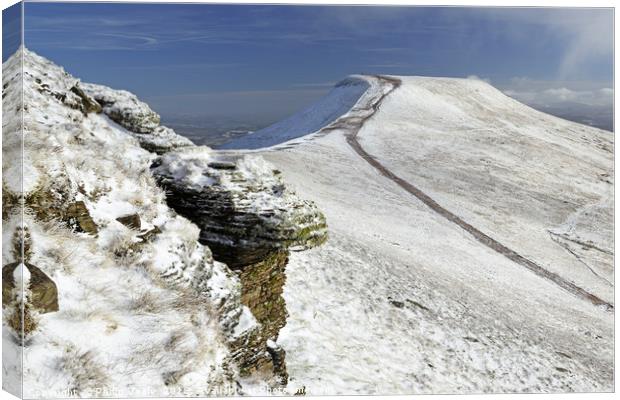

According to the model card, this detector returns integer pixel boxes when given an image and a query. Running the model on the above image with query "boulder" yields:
[65,201,98,234]
[2,262,59,314]
[116,213,141,230]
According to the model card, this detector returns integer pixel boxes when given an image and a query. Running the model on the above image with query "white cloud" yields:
[501,79,613,108]
[466,75,491,84]
[500,77,613,130]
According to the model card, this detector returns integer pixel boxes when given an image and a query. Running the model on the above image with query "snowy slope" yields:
[218,77,369,150]
[1,47,242,398]
[251,75,614,394]
[3,48,325,397]
[358,76,614,302]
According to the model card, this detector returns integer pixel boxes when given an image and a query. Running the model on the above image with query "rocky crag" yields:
[2,47,327,396]
[151,150,327,380]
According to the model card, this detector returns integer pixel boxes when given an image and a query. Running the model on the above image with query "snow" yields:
[251,75,613,394]
[232,306,259,338]
[14,263,30,285]
[2,48,241,397]
[3,45,613,396]
[219,76,370,150]
[357,76,614,303]
[150,147,217,189]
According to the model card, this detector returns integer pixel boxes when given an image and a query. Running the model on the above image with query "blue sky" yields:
[6,2,615,129]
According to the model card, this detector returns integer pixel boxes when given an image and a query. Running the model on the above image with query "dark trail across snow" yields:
[337,75,613,311]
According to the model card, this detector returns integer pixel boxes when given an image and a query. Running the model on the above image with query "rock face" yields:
[152,148,328,382]
[232,251,290,381]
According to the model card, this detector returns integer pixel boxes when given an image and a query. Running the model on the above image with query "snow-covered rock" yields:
[82,82,160,133]
[132,125,194,154]
[152,148,328,385]
[2,47,325,397]
[152,148,328,268]
[81,83,194,154]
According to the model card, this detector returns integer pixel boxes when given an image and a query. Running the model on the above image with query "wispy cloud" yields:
[362,47,410,53]
[109,62,242,71]
[366,63,411,68]
[463,8,613,80]
[25,7,358,51]
[289,81,336,88]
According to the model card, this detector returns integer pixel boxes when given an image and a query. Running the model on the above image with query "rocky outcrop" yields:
[4,47,328,392]
[132,126,194,154]
[152,148,328,383]
[81,83,194,154]
[77,66,328,384]
[82,82,161,133]
[152,149,328,268]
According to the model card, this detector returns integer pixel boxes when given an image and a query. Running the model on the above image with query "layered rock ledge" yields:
[151,149,328,382]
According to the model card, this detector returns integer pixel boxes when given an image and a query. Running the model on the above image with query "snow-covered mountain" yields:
[219,77,370,150]
[236,76,613,393]
[1,47,613,397]
[2,48,326,398]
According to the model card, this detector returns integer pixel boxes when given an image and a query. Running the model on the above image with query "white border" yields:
[0,2,616,400]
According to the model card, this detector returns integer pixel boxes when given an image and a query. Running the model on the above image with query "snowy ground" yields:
[358,76,614,303]
[252,76,614,394]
